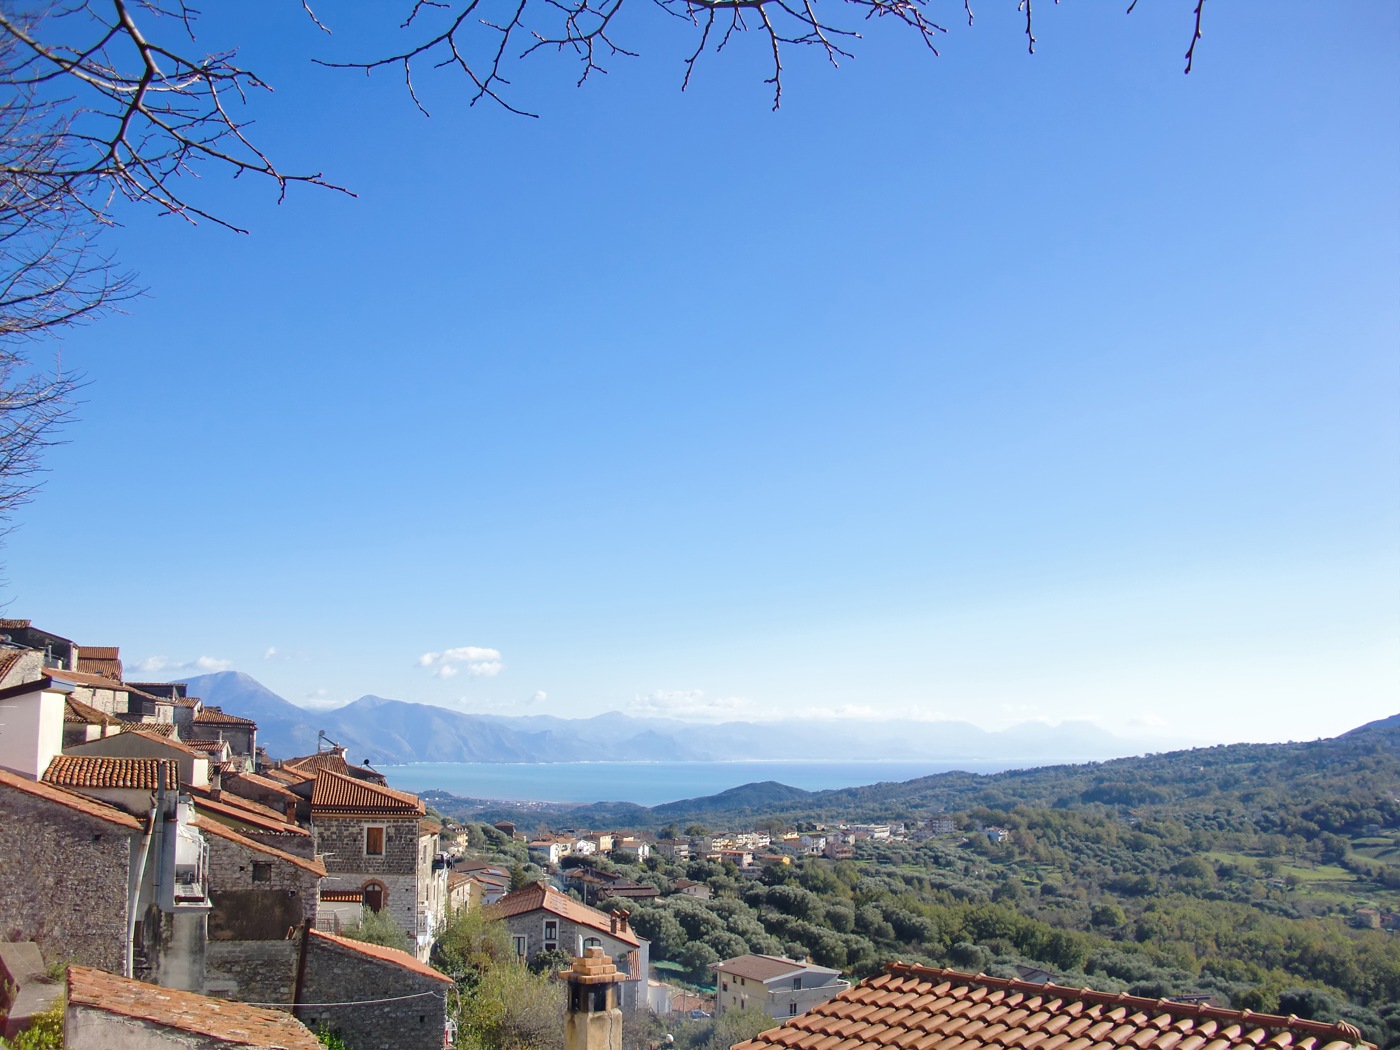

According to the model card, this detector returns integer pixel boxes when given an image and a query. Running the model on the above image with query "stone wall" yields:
[313,817,422,940]
[300,934,449,1050]
[204,939,298,1006]
[0,786,135,973]
[205,832,319,940]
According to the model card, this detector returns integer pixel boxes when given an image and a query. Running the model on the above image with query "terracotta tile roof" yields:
[191,791,310,836]
[67,965,322,1049]
[309,930,453,984]
[64,695,113,725]
[44,755,180,791]
[320,889,365,903]
[0,618,31,629]
[264,765,315,786]
[0,766,142,830]
[195,705,258,726]
[194,817,326,877]
[226,771,302,803]
[732,965,1376,1050]
[0,650,25,681]
[310,769,424,816]
[284,752,352,777]
[184,738,229,753]
[485,882,641,947]
[715,955,809,982]
[119,720,180,738]
[421,819,442,836]
[77,646,122,680]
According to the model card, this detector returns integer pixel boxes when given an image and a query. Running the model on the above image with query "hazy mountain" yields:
[176,671,1158,766]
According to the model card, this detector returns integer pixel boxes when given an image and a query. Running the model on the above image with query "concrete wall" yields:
[0,686,65,779]
[67,1003,234,1050]
[300,936,448,1050]
[0,785,135,973]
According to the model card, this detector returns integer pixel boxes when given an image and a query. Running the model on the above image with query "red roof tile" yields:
[195,817,326,877]
[78,646,122,681]
[225,770,301,803]
[0,618,31,629]
[485,882,641,947]
[715,954,813,982]
[309,929,453,984]
[64,695,113,725]
[0,766,142,830]
[310,769,424,816]
[43,755,180,791]
[195,705,258,726]
[285,752,352,776]
[184,738,229,753]
[733,967,1374,1050]
[192,792,310,837]
[320,890,365,903]
[118,720,181,738]
[67,965,322,1049]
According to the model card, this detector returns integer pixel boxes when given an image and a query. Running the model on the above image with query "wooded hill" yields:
[436,715,1400,1046]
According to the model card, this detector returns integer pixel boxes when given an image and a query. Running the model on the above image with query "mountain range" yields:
[178,671,1161,767]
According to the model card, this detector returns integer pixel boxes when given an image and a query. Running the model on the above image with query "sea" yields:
[375,759,1021,808]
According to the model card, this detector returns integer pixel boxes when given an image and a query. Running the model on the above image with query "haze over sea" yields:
[380,760,1017,807]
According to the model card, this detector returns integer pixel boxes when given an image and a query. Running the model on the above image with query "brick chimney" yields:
[562,948,623,1050]
[609,908,630,936]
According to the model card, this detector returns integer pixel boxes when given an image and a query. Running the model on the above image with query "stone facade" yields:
[203,826,321,941]
[204,939,298,1006]
[0,776,137,974]
[313,815,427,949]
[300,931,451,1050]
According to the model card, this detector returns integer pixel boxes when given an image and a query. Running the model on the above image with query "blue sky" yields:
[5,1,1397,744]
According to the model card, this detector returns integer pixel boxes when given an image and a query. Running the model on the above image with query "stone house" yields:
[310,769,445,960]
[39,755,211,991]
[713,954,849,1019]
[198,817,325,940]
[299,930,453,1050]
[0,767,143,976]
[486,881,650,1010]
[186,706,258,768]
[65,965,321,1050]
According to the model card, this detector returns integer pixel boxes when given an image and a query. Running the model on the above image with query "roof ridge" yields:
[880,965,1370,1042]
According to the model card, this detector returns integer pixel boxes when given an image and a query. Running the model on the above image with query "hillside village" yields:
[0,618,921,1047]
[0,619,1390,1050]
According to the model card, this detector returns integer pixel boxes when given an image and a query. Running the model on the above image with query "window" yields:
[251,862,272,883]
[792,977,802,989]
[513,935,527,957]
[789,1003,798,1016]
[365,826,385,856]
[544,920,557,939]
[721,982,728,992]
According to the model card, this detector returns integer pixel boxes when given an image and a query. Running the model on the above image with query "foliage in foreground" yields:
[0,998,63,1050]
[339,907,412,953]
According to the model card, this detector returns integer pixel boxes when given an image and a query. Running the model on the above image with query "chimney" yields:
[562,948,623,1050]
[610,908,630,936]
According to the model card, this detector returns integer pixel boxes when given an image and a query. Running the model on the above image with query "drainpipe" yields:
[127,794,159,978]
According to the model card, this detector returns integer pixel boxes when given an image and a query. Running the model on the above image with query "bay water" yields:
[377,759,1019,807]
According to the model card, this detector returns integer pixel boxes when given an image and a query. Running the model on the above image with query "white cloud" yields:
[263,647,279,660]
[419,645,503,679]
[530,691,548,704]
[130,655,232,675]
[628,689,748,721]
